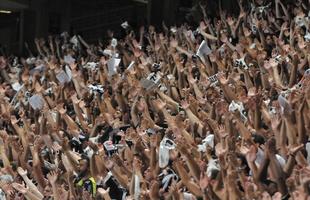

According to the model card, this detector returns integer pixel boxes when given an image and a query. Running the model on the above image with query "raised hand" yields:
[133,48,142,57]
[0,56,7,69]
[52,142,62,153]
[71,94,80,104]
[217,73,229,85]
[17,167,28,177]
[180,100,190,109]
[10,116,19,125]
[153,98,166,110]
[227,17,235,26]
[104,158,114,170]
[239,10,246,19]
[47,170,58,185]
[97,187,110,197]
[269,58,278,68]
[58,106,67,115]
[246,145,257,162]
[220,34,228,43]
[288,144,303,156]
[12,183,28,194]
[199,173,209,190]
[170,38,178,48]
[218,124,228,138]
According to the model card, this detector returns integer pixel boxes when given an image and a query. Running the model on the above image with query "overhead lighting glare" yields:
[0,10,12,14]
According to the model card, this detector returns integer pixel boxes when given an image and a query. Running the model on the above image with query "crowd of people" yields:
[0,0,310,199]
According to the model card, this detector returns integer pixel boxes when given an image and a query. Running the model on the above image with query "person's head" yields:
[78,155,89,173]
[303,180,310,195]
[113,109,122,119]
[265,34,273,45]
[252,133,265,147]
[266,180,278,195]
[43,185,53,197]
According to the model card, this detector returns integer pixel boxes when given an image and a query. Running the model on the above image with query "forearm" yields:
[32,164,46,189]
[110,167,129,189]
[284,118,297,145]
[150,146,156,172]
[113,154,132,178]
[248,161,258,181]
[90,155,98,178]
[223,40,236,52]
[115,93,127,112]
[192,83,204,100]
[0,69,11,83]
[130,105,139,127]
[48,41,55,56]
[0,149,11,171]
[200,31,218,41]
[24,189,43,200]
[185,181,203,197]
[254,104,261,130]
[297,103,306,143]
[104,98,116,115]
[175,46,192,58]
[61,113,80,132]
[55,43,62,60]
[232,18,242,38]
[181,129,195,144]
[257,157,269,185]
[11,124,27,148]
[64,150,79,172]
[35,43,45,57]
[243,71,254,90]
[256,27,266,48]
[275,0,280,18]
[288,62,298,87]
[157,91,179,110]
[260,106,271,125]
[268,154,288,195]
[283,155,295,176]
[78,35,90,49]
[39,116,47,136]
[258,65,271,90]
[184,108,203,127]
[102,193,112,200]
[171,86,181,102]
[20,148,30,170]
[177,68,187,89]
[234,119,252,141]
[21,175,44,199]
[183,152,201,181]
[279,2,289,19]
[44,111,57,129]
[51,183,61,200]
[219,83,238,103]
[73,102,89,131]
[272,66,283,88]
[175,163,202,196]
[72,78,83,98]
[67,178,77,199]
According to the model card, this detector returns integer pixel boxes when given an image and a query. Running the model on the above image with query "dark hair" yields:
[80,154,90,163]
[252,133,265,145]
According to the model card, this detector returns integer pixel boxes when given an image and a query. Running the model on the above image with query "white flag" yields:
[197,40,212,59]
[107,58,121,76]
[29,95,45,110]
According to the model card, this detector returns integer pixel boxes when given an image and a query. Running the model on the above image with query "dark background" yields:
[0,0,237,56]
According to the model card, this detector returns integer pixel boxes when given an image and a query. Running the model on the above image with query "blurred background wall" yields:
[0,0,236,56]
